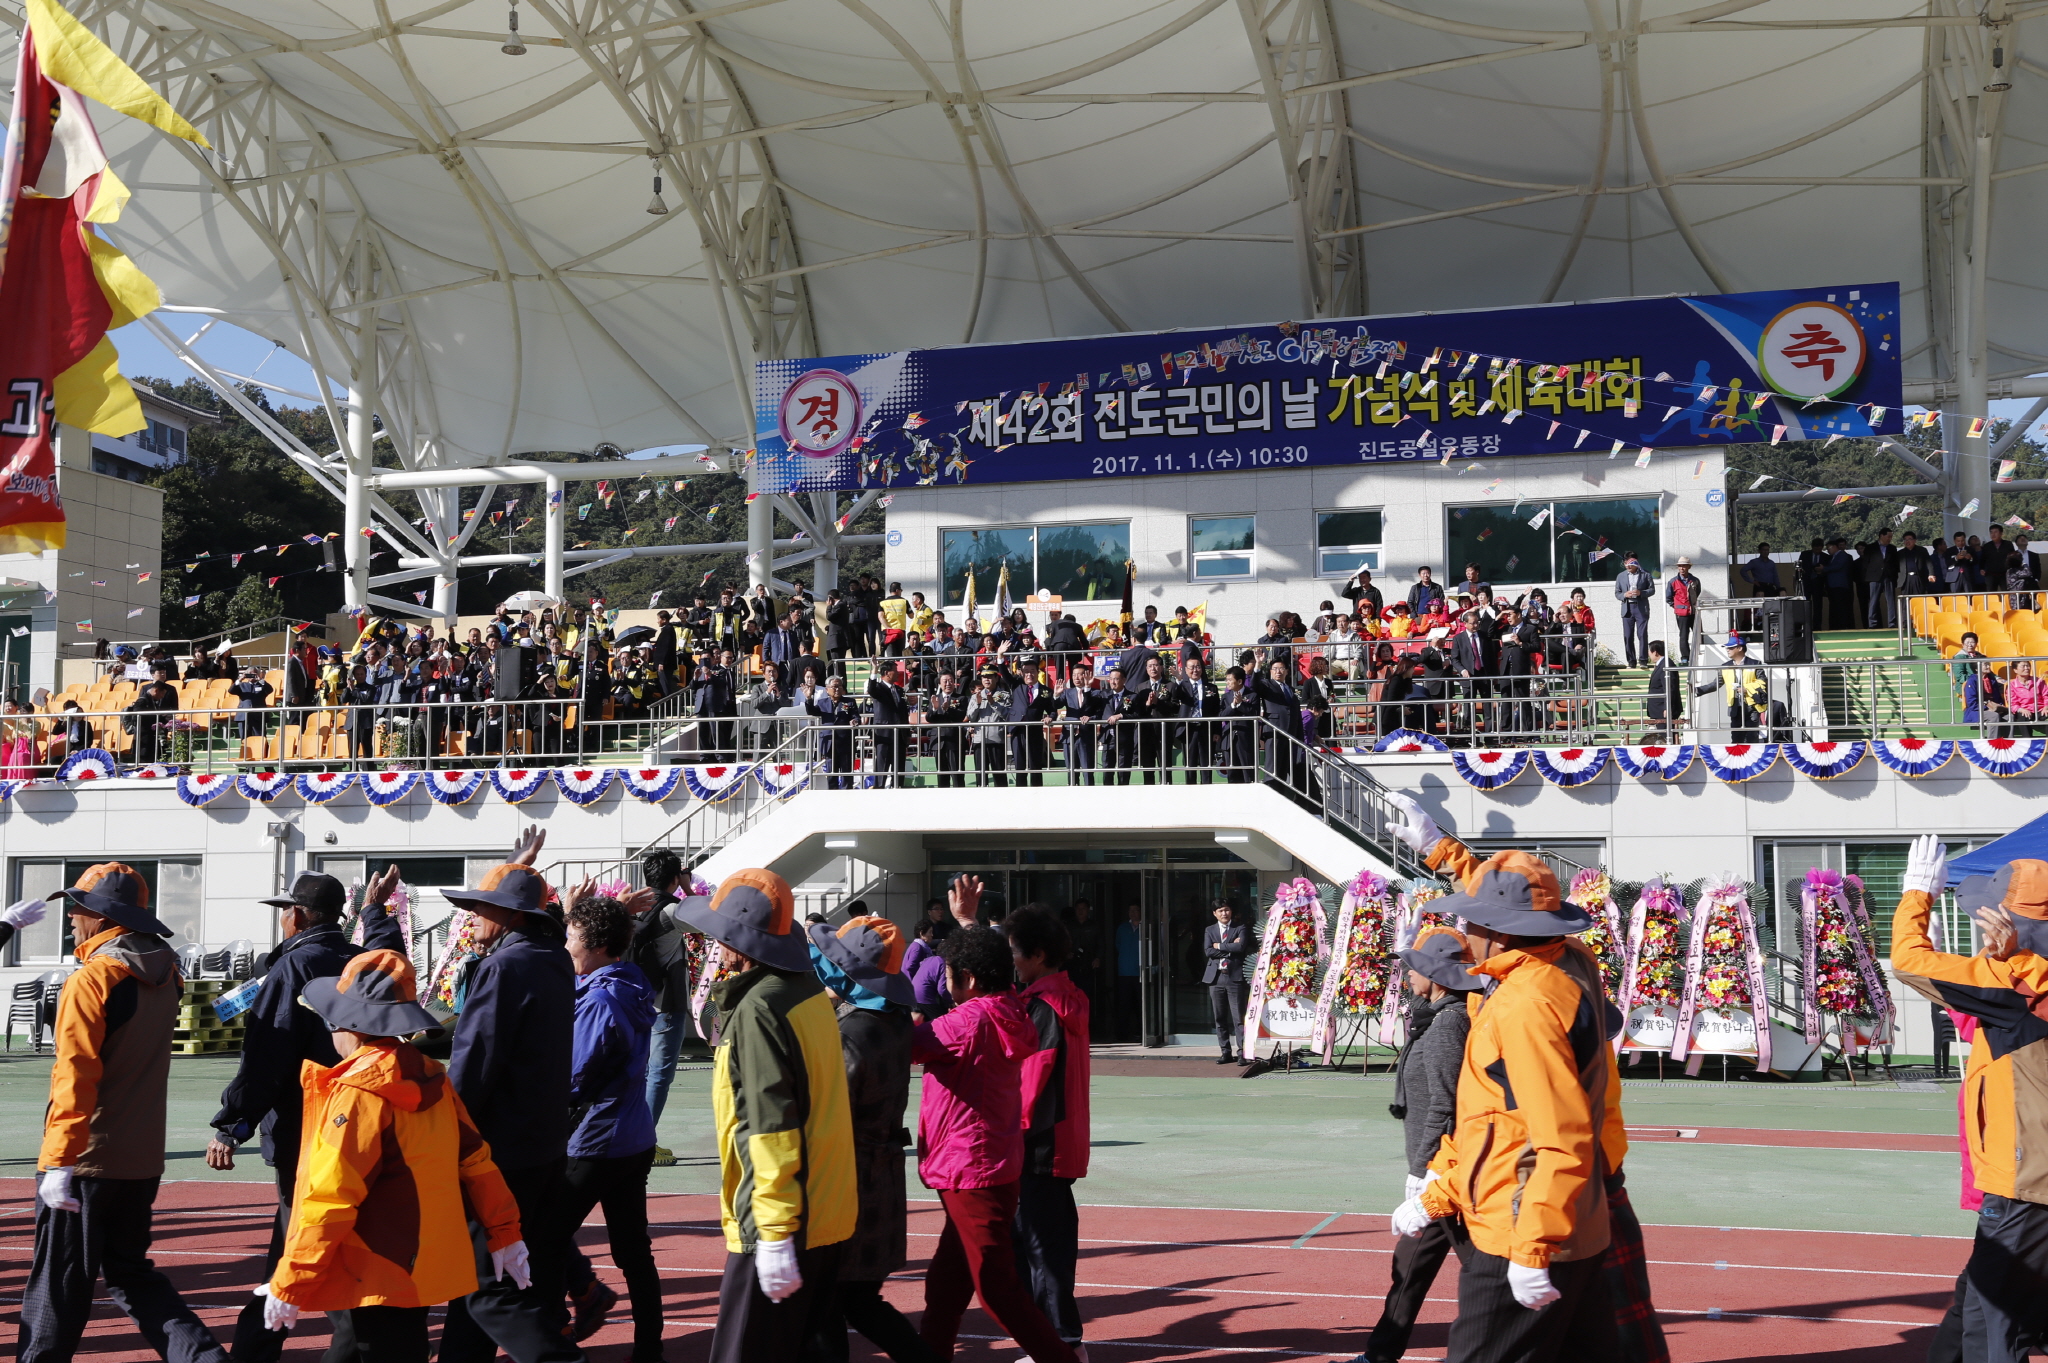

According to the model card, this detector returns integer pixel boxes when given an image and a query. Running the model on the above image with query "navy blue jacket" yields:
[449,922,577,1172]
[568,961,657,1159]
[210,903,404,1164]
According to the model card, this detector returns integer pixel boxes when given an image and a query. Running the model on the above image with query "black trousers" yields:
[1368,1216,1456,1361]
[972,739,1007,787]
[1064,731,1096,785]
[1444,1229,1619,1363]
[934,735,964,788]
[1208,978,1246,1053]
[1116,975,1143,1041]
[325,1305,431,1363]
[1673,613,1696,663]
[231,1153,299,1363]
[17,1175,230,1363]
[559,1147,664,1361]
[808,1278,939,1363]
[439,1158,584,1363]
[872,730,905,788]
[1009,730,1047,786]
[1012,1174,1083,1347]
[1963,1192,2048,1363]
[709,1242,841,1363]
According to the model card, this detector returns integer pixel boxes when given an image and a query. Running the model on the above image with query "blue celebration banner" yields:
[754,282,1902,493]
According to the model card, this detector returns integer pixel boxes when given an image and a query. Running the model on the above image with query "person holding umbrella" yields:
[257,950,527,1363]
[675,869,857,1361]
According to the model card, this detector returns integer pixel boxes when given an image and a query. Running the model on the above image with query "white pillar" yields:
[544,474,566,601]
[1950,133,1994,542]
[746,459,772,592]
[811,491,840,594]
[343,379,374,615]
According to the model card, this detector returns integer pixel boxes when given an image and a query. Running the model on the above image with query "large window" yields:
[1317,509,1383,577]
[9,858,201,960]
[941,521,1129,606]
[1190,515,1255,580]
[1444,496,1661,588]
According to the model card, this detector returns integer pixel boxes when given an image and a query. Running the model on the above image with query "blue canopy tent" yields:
[1947,812,2048,884]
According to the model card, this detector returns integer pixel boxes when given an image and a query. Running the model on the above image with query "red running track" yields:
[0,1178,1965,1361]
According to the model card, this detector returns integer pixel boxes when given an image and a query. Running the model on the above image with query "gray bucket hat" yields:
[1398,926,1484,992]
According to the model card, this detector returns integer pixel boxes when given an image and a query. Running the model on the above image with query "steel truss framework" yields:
[9,0,2048,615]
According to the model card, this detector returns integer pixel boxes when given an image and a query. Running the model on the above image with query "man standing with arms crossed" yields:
[1613,553,1653,669]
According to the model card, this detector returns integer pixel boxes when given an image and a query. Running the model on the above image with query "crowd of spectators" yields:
[1747,523,2048,632]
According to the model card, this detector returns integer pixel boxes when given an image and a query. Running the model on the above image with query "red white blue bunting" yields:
[755,761,812,799]
[295,772,357,804]
[1533,747,1609,788]
[426,770,487,805]
[1785,741,1868,780]
[1374,728,1450,754]
[619,767,683,803]
[237,770,292,801]
[57,749,118,782]
[125,763,178,781]
[177,772,234,806]
[0,780,20,803]
[1451,748,1529,790]
[1701,743,1779,783]
[684,764,754,801]
[553,768,614,806]
[1614,745,1695,780]
[490,768,551,803]
[1874,738,1954,776]
[1960,737,2048,777]
[363,770,420,806]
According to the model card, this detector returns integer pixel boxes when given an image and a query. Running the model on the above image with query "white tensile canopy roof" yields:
[6,0,2043,602]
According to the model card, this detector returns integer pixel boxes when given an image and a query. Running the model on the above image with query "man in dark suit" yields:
[1645,640,1681,739]
[925,670,967,788]
[649,610,679,695]
[1176,659,1222,784]
[1202,902,1252,1064]
[1006,660,1059,786]
[1060,661,1105,785]
[1612,553,1653,667]
[1117,641,1158,694]
[691,648,739,761]
[866,661,914,787]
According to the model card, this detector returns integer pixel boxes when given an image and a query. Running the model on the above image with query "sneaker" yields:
[650,1145,676,1167]
[569,1279,618,1342]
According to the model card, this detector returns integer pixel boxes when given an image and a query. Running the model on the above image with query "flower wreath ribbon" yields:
[1312,869,1393,1061]
[1241,877,1330,1058]
[1668,876,1772,1074]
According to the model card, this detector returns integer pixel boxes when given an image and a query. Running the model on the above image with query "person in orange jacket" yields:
[20,864,232,1363]
[258,949,527,1363]
[1383,794,1625,1363]
[1891,837,2048,1363]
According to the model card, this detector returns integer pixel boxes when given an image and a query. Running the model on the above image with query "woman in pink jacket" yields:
[912,925,1079,1363]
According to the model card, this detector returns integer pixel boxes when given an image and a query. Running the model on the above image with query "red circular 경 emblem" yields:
[777,369,862,460]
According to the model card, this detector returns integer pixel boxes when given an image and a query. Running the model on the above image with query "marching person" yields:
[1358,927,1484,1363]
[1202,901,1252,1064]
[675,869,857,1361]
[207,869,406,1363]
[630,848,694,1167]
[258,950,527,1363]
[1008,905,1094,1360]
[20,865,233,1363]
[806,915,940,1363]
[1384,794,1627,1363]
[1891,837,2048,1363]
[913,923,1080,1363]
[557,889,666,1360]
[439,861,587,1363]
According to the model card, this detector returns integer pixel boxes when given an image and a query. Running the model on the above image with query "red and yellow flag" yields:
[0,0,207,553]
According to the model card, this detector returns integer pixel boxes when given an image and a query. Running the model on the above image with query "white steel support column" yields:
[544,474,566,601]
[342,303,377,614]
[1950,132,1994,541]
[747,463,772,593]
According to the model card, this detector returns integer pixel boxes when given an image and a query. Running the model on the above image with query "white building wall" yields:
[882,451,1730,651]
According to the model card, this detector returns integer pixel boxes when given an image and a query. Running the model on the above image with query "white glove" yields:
[1508,1261,1560,1310]
[491,1240,532,1291]
[38,1167,78,1213]
[1904,834,1948,897]
[257,1285,299,1333]
[755,1236,802,1302]
[1403,1173,1424,1201]
[1385,792,1443,857]
[1390,1196,1432,1238]
[0,897,45,930]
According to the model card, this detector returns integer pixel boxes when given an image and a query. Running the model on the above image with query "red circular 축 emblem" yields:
[777,369,862,459]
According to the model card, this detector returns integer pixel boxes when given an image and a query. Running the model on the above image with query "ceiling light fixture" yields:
[647,159,669,216]
[502,5,526,55]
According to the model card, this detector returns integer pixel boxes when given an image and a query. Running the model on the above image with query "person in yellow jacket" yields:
[259,949,527,1363]
[1383,794,1624,1363]
[676,868,857,1362]
[1891,836,2048,1362]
